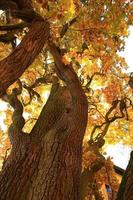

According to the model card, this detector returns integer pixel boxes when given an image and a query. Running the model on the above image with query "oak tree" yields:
[0,0,132,199]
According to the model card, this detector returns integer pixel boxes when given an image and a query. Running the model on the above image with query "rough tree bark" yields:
[0,0,49,96]
[0,1,88,199]
[116,151,133,200]
[0,38,88,199]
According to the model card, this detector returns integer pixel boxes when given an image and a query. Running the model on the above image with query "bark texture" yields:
[116,151,133,200]
[0,41,88,199]
[0,0,49,97]
[0,1,88,199]
[0,19,49,96]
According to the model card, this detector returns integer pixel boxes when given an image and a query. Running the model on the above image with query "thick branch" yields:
[11,9,38,22]
[31,41,88,141]
[0,22,29,31]
[48,40,88,114]
[0,18,49,97]
[0,0,50,97]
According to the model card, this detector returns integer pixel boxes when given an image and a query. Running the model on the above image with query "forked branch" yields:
[48,40,88,113]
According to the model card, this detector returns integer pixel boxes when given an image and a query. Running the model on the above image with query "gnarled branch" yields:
[60,16,78,38]
[90,98,128,142]
[7,80,25,147]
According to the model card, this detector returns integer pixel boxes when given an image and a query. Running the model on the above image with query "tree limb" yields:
[85,72,104,90]
[0,0,50,97]
[0,19,49,97]
[11,9,38,22]
[48,40,88,112]
[90,99,124,140]
[0,22,29,31]
[7,80,25,146]
[116,151,133,200]
[60,16,78,38]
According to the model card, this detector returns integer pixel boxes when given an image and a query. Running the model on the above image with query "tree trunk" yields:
[116,151,133,200]
[0,1,88,199]
[0,42,88,199]
[0,131,82,200]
